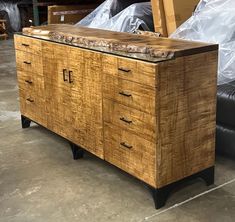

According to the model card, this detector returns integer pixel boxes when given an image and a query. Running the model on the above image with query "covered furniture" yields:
[217,81,235,158]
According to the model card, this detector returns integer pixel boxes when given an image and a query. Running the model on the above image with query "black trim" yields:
[150,166,214,209]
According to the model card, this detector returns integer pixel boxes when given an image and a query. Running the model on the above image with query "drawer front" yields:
[16,50,43,76]
[103,99,156,142]
[17,71,45,96]
[104,123,156,187]
[102,54,157,88]
[19,90,46,126]
[14,35,42,55]
[103,74,156,115]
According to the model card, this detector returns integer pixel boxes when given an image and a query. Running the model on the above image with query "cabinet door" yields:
[42,42,73,139]
[69,48,104,159]
[42,42,104,159]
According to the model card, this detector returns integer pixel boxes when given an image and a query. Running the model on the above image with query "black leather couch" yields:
[216,80,235,158]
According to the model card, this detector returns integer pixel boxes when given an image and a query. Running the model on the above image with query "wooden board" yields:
[22,24,218,60]
[151,0,168,37]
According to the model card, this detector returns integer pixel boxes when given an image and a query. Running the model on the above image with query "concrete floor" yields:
[0,39,235,222]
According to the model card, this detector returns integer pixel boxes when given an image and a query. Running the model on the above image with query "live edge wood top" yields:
[20,24,218,63]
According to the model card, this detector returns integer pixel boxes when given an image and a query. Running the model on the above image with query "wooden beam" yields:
[151,0,168,36]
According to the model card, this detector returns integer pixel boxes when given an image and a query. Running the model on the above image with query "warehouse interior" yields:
[0,0,235,221]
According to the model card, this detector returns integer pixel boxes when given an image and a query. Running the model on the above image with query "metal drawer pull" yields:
[120,117,132,124]
[23,61,31,65]
[25,80,33,84]
[26,98,34,103]
[120,142,133,149]
[22,43,29,47]
[69,70,73,83]
[118,67,131,73]
[119,91,132,97]
[63,69,68,82]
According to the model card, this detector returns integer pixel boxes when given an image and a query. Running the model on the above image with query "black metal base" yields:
[150,166,215,209]
[69,142,84,160]
[21,115,31,128]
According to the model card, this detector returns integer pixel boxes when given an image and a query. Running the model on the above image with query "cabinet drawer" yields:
[103,74,156,115]
[19,90,46,126]
[17,71,44,95]
[104,123,156,187]
[14,35,42,55]
[103,99,156,142]
[16,50,43,76]
[102,54,157,88]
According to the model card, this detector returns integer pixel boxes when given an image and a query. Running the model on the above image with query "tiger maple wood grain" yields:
[156,51,218,187]
[15,50,43,76]
[14,35,42,55]
[103,99,156,142]
[104,123,156,187]
[103,74,156,115]
[41,41,104,159]
[102,54,158,88]
[14,33,218,189]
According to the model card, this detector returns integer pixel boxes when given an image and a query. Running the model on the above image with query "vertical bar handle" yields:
[69,70,73,83]
[63,69,68,82]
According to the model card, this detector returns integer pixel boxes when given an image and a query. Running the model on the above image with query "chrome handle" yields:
[120,142,133,149]
[24,61,31,65]
[119,91,132,97]
[120,117,132,124]
[118,67,131,73]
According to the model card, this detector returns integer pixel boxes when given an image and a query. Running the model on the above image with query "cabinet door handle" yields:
[22,43,29,47]
[63,69,68,82]
[24,61,31,65]
[120,142,133,149]
[119,91,132,97]
[120,117,132,124]
[69,70,73,83]
[25,80,33,84]
[118,67,131,73]
[26,98,34,103]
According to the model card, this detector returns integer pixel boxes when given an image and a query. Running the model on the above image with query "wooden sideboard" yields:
[14,25,218,209]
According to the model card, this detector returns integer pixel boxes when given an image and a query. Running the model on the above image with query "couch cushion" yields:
[216,124,235,158]
[217,80,235,127]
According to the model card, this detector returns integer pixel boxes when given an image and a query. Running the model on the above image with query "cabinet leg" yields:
[151,186,172,209]
[69,142,84,160]
[150,166,215,209]
[21,115,31,128]
[199,166,215,186]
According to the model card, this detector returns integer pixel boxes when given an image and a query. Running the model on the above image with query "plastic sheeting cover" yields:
[171,0,235,85]
[75,0,153,33]
[77,0,141,28]
[0,0,21,31]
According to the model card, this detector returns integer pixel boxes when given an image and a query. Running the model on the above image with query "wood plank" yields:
[151,0,168,36]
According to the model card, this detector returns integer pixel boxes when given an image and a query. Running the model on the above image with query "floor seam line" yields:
[142,178,235,221]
